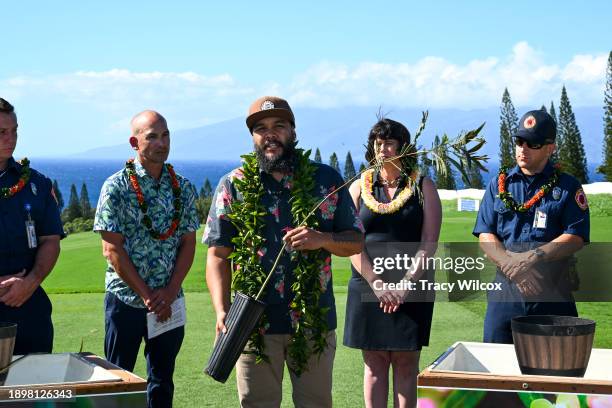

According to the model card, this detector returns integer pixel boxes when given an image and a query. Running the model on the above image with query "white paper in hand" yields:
[147,297,186,339]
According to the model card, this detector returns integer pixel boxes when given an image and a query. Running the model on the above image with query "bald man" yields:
[93,111,199,407]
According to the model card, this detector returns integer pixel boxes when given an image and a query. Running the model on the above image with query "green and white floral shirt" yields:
[94,159,199,308]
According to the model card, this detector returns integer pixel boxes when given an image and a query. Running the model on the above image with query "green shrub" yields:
[63,217,94,235]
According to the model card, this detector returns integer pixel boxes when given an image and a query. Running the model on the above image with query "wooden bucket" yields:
[0,322,17,385]
[511,315,595,377]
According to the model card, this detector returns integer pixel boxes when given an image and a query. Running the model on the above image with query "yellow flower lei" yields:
[360,169,417,214]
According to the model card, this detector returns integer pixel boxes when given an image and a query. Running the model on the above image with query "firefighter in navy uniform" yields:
[0,98,64,354]
[473,108,589,343]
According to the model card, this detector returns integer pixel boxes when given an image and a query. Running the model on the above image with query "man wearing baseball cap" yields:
[204,96,364,406]
[473,108,590,343]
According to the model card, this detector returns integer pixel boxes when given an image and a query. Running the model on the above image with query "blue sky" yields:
[2,0,610,156]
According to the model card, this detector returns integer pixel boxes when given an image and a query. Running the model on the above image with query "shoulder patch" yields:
[575,188,588,211]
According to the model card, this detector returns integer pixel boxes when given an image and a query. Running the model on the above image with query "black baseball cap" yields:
[514,109,556,145]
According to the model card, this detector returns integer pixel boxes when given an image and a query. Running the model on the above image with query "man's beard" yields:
[254,138,297,173]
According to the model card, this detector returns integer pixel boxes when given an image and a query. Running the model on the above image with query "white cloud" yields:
[562,54,608,83]
[0,42,607,125]
[286,41,607,109]
[0,69,253,125]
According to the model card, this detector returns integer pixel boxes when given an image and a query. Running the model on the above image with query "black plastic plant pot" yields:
[204,291,266,383]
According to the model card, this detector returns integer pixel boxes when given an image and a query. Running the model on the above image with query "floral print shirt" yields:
[203,161,364,334]
[94,159,199,308]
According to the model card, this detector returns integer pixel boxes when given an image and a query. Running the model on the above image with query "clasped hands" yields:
[501,250,543,297]
[369,275,415,314]
[143,286,178,322]
[0,269,38,307]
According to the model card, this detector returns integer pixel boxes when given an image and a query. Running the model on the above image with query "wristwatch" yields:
[533,247,545,261]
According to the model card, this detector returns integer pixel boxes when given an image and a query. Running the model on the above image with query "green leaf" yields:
[442,390,486,408]
[530,399,555,408]
[518,393,545,407]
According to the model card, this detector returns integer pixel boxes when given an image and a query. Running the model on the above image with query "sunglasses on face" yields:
[514,138,544,150]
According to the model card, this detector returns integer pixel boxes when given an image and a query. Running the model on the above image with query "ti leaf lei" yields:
[497,165,560,212]
[228,149,329,376]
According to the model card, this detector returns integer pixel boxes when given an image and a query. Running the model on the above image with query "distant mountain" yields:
[74,106,605,169]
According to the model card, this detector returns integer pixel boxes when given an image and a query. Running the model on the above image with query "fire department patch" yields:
[575,188,588,211]
[524,115,536,129]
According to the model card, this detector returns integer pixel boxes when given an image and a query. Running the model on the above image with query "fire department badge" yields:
[575,188,588,211]
[524,115,536,129]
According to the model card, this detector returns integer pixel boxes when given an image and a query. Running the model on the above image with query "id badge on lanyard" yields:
[533,209,547,229]
[25,203,37,249]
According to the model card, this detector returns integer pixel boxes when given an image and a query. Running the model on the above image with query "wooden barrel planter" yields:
[0,322,17,385]
[204,292,266,383]
[511,315,595,377]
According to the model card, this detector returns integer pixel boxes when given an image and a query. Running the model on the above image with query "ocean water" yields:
[30,158,239,206]
[26,158,606,207]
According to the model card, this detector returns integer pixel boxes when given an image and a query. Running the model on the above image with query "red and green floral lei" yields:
[497,165,560,212]
[125,159,182,240]
[0,158,30,199]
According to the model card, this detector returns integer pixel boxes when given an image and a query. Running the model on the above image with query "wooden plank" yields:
[418,367,612,395]
[0,353,146,400]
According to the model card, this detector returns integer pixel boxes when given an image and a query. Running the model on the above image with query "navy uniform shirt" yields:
[204,161,364,335]
[473,161,590,248]
[0,158,64,276]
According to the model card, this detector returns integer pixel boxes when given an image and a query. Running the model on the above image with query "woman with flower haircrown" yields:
[343,117,442,408]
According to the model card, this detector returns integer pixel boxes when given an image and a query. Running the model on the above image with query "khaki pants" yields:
[236,331,336,408]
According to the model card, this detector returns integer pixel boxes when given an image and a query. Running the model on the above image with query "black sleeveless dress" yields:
[343,173,435,350]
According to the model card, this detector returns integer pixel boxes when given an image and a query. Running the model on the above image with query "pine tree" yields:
[201,178,213,198]
[79,183,92,218]
[65,184,82,221]
[344,151,356,181]
[52,179,64,211]
[433,135,456,189]
[549,101,558,125]
[558,86,588,183]
[466,164,484,189]
[419,154,431,179]
[358,163,366,173]
[541,105,547,112]
[549,101,560,163]
[597,51,612,181]
[329,153,341,176]
[314,148,322,163]
[499,88,519,169]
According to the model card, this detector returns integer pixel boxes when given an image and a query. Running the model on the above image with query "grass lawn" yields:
[42,197,612,407]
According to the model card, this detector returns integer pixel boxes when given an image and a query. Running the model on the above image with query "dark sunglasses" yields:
[514,138,544,150]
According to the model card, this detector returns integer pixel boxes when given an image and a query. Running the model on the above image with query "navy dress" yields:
[343,173,434,350]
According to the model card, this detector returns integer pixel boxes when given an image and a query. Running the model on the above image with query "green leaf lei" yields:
[228,148,328,376]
